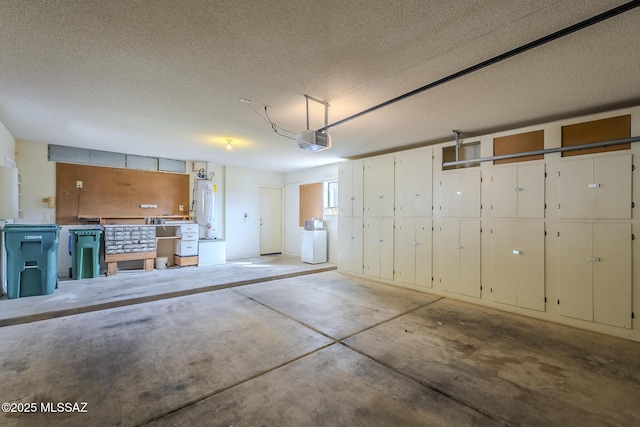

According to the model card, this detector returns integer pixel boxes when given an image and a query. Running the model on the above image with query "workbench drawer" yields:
[175,240,198,256]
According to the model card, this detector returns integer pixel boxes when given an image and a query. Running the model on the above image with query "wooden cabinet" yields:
[395,218,432,287]
[489,221,545,311]
[364,217,394,279]
[557,222,632,328]
[395,148,432,217]
[338,160,364,217]
[440,169,481,218]
[364,156,394,217]
[559,154,632,219]
[491,163,545,218]
[338,217,363,274]
[439,219,480,297]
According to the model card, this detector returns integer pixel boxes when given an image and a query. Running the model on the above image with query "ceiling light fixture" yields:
[226,139,232,150]
[296,95,331,152]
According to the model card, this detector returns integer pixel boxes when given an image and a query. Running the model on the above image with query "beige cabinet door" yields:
[489,221,518,305]
[517,163,545,219]
[339,160,364,217]
[593,222,631,328]
[338,162,353,217]
[364,218,381,277]
[441,169,480,218]
[559,154,631,219]
[395,148,432,217]
[516,221,545,311]
[559,158,592,219]
[395,217,416,285]
[491,166,518,218]
[364,217,393,278]
[338,217,353,271]
[593,155,631,219]
[558,222,593,321]
[440,219,460,293]
[364,156,394,216]
[339,217,363,274]
[459,219,481,297]
[380,217,394,280]
[415,218,432,288]
[352,160,364,216]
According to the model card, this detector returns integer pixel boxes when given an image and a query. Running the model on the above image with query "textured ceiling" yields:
[1,0,639,172]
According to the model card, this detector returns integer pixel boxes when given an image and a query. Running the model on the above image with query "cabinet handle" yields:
[413,241,419,246]
[379,195,384,199]
[456,191,464,195]
[351,197,355,200]
[588,183,601,189]
[587,256,601,262]
[513,187,523,192]
[379,239,384,243]
[457,245,464,249]
[512,250,521,255]
[415,193,420,197]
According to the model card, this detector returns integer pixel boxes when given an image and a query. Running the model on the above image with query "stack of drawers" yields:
[104,225,156,255]
[174,223,198,266]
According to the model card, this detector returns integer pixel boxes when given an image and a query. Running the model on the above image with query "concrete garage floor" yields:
[1,257,639,426]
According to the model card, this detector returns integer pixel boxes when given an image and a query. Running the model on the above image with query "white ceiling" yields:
[1,0,639,173]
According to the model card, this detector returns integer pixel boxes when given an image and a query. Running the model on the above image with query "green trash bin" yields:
[3,224,61,299]
[69,229,102,279]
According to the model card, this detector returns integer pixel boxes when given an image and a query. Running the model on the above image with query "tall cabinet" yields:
[338,161,364,274]
[394,148,433,287]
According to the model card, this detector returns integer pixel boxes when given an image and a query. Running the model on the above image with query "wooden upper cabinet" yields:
[561,115,630,157]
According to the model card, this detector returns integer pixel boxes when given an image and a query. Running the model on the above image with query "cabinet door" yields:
[558,222,593,321]
[459,219,481,297]
[491,166,518,218]
[415,218,432,288]
[559,158,592,219]
[339,217,363,273]
[593,155,631,219]
[364,156,394,216]
[459,169,481,218]
[489,221,518,305]
[395,217,416,285]
[352,160,364,216]
[517,163,545,219]
[380,217,394,280]
[339,162,353,217]
[338,218,352,270]
[364,218,381,277]
[593,223,631,328]
[440,171,460,218]
[516,221,545,311]
[440,219,460,293]
[395,148,432,217]
[351,217,364,274]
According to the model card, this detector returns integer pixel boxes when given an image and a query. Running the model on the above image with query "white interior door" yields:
[260,187,282,255]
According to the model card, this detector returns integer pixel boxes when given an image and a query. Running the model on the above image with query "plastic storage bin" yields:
[69,229,102,279]
[3,224,61,299]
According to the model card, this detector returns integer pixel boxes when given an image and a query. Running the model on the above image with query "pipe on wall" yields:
[441,135,640,168]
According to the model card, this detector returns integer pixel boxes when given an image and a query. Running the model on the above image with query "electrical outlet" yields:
[179,205,184,211]
[76,181,83,188]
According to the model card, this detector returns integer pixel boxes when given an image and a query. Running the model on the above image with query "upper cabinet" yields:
[395,148,432,217]
[558,154,632,219]
[364,156,394,216]
[338,160,364,217]
[491,163,545,219]
[440,169,481,218]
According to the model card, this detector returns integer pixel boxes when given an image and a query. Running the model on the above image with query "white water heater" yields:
[195,179,216,239]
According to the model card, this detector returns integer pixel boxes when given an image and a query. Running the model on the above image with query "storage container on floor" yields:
[69,229,102,279]
[2,224,61,299]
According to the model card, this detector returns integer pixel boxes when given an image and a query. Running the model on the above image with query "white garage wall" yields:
[224,166,285,259]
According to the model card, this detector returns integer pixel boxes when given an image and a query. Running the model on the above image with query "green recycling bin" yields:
[3,224,61,299]
[69,229,102,279]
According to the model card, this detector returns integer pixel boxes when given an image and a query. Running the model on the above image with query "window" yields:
[324,181,338,215]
